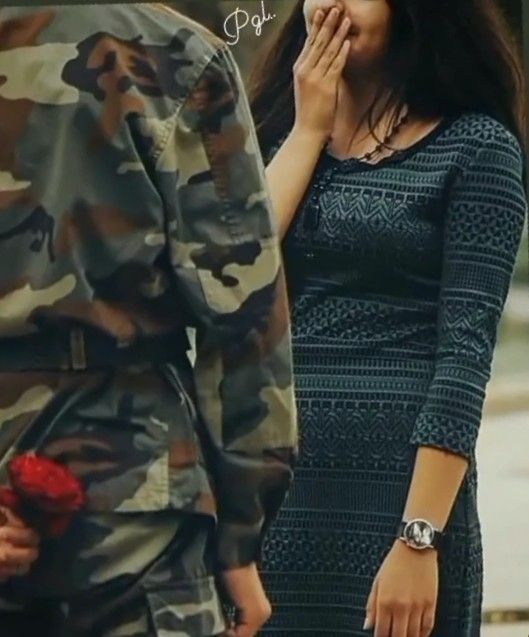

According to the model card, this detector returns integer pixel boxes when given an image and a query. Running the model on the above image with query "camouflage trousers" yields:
[0,510,228,636]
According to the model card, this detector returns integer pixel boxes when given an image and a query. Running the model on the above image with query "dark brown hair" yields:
[248,0,527,159]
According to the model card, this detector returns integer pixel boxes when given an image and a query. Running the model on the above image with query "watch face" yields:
[404,520,434,548]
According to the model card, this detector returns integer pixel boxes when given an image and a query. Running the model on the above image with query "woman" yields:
[248,0,527,635]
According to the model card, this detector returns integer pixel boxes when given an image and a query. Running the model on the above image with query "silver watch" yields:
[397,518,444,551]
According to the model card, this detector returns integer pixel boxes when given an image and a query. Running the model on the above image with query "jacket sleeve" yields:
[409,127,527,460]
[152,43,298,569]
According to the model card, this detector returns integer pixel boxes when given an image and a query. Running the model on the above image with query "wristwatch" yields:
[397,518,444,551]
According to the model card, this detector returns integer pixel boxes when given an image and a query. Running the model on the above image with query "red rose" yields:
[8,453,85,513]
[0,453,86,538]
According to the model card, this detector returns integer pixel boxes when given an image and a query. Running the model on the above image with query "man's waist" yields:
[0,326,191,371]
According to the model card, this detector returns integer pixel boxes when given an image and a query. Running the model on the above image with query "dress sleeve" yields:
[153,44,298,568]
[409,127,527,460]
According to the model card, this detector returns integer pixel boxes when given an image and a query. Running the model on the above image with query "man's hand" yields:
[219,562,272,637]
[0,506,40,582]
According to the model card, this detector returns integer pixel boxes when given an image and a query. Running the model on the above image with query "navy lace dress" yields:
[259,113,527,636]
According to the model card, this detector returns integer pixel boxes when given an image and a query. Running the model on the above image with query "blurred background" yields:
[171,1,529,633]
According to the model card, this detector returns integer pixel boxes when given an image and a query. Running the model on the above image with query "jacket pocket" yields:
[145,577,227,637]
[34,366,205,514]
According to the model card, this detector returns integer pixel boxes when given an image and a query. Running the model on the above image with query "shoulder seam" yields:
[151,43,232,165]
[150,49,216,164]
[443,117,525,202]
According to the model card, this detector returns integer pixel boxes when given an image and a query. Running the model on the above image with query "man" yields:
[0,4,297,636]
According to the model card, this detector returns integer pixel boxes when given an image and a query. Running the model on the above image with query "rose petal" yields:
[7,454,86,513]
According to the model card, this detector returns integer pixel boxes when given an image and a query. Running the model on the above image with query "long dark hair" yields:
[248,0,527,159]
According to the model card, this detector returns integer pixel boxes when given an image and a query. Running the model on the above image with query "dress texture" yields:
[259,113,527,636]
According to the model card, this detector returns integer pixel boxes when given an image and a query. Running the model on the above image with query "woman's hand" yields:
[0,506,40,582]
[364,540,438,637]
[219,562,272,637]
[293,4,351,144]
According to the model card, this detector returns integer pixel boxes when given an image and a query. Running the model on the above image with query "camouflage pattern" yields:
[1,511,227,636]
[0,3,297,635]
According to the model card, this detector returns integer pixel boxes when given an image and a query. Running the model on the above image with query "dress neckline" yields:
[322,114,459,172]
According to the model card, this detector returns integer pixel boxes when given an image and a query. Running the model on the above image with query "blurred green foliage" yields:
[514,229,528,284]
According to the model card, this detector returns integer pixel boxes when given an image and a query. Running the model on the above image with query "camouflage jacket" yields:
[0,3,297,570]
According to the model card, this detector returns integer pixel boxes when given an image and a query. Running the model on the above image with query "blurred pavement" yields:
[477,410,529,635]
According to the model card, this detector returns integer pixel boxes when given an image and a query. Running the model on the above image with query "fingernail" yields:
[363,616,371,630]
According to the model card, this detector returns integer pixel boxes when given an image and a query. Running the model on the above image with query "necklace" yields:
[301,109,409,238]
[330,107,410,164]
[300,108,411,240]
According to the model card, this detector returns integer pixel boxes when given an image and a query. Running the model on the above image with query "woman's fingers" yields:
[295,6,349,88]
[374,603,392,637]
[305,5,344,68]
[328,39,351,77]
[309,8,324,44]
[296,8,326,69]
[419,607,436,636]
[319,14,351,75]
[407,611,422,637]
[372,602,436,637]
[298,8,324,60]
[390,607,409,637]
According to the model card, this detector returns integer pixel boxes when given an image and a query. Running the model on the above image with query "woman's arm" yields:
[401,123,528,537]
[265,126,326,239]
[409,124,527,463]
[404,123,527,530]
[365,121,528,637]
[403,446,468,529]
[263,6,351,239]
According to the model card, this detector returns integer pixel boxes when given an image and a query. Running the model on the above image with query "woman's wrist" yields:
[290,122,329,150]
[393,536,439,558]
[401,446,468,535]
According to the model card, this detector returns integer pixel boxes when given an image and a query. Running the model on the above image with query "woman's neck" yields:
[332,70,396,143]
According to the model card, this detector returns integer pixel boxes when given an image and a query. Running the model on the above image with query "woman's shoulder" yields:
[443,112,523,163]
[440,113,526,208]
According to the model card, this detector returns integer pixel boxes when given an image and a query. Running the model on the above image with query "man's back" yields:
[0,3,225,339]
[0,6,297,633]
